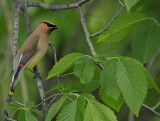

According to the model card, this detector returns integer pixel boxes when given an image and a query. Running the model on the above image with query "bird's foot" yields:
[33,72,42,79]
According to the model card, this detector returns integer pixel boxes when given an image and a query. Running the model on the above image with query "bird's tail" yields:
[9,66,23,96]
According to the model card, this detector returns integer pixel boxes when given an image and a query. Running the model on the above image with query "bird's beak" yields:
[54,26,60,29]
[50,25,59,30]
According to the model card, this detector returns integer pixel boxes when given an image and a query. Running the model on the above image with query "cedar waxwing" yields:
[9,21,59,96]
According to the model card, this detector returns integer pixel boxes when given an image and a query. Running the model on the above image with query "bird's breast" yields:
[25,37,49,69]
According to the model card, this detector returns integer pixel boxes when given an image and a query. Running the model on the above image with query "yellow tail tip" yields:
[9,91,14,96]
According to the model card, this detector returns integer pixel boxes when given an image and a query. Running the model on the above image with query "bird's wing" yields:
[18,35,40,70]
[13,35,39,75]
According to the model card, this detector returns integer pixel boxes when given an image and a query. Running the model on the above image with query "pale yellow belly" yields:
[25,42,48,69]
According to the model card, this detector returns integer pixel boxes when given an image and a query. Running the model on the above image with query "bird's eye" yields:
[46,23,56,28]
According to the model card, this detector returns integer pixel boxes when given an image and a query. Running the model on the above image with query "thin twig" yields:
[128,110,134,121]
[6,117,17,121]
[3,0,21,120]
[49,42,60,83]
[146,48,160,70]
[27,0,90,11]
[153,102,160,110]
[32,93,63,108]
[12,0,20,59]
[78,6,103,69]
[11,99,25,107]
[67,98,73,102]
[59,72,74,78]
[10,92,63,108]
[142,104,160,116]
[118,0,125,6]
[48,96,57,107]
[21,0,33,35]
[78,6,96,56]
[90,5,125,37]
[33,66,48,117]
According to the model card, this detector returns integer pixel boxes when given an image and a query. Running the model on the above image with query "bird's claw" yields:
[33,72,41,79]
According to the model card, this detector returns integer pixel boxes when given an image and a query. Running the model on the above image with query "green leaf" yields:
[116,57,148,116]
[7,103,22,108]
[143,69,160,93]
[25,101,35,108]
[133,0,152,11]
[6,103,22,118]
[81,93,96,100]
[132,19,160,63]
[100,90,124,111]
[123,0,141,11]
[132,58,160,93]
[13,109,38,121]
[44,0,54,8]
[45,95,67,121]
[14,109,26,121]
[83,99,117,121]
[98,12,149,43]
[57,97,86,121]
[144,88,160,107]
[45,82,65,95]
[13,109,22,120]
[84,79,100,92]
[74,55,95,84]
[47,53,83,79]
[25,111,37,121]
[30,108,43,117]
[100,58,121,100]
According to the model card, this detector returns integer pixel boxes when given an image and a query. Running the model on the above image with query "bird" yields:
[9,20,59,96]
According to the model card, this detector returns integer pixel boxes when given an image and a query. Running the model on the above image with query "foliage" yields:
[47,53,83,79]
[74,55,95,84]
[2,0,160,121]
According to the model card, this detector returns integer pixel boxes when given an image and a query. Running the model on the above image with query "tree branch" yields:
[153,102,160,110]
[142,104,160,116]
[6,117,17,121]
[49,42,60,83]
[12,0,21,59]
[21,0,33,35]
[78,6,96,56]
[59,72,74,78]
[27,0,90,11]
[33,92,63,108]
[90,5,125,37]
[33,66,48,117]
[11,99,25,107]
[77,6,103,69]
[3,0,21,120]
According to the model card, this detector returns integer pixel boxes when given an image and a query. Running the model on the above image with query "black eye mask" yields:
[46,23,57,28]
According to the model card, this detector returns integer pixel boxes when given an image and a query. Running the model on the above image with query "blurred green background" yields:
[0,0,160,120]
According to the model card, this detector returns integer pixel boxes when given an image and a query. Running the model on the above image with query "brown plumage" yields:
[9,21,59,95]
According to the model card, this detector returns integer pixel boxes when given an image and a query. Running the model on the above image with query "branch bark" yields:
[33,66,48,117]
[3,0,21,120]
[78,6,96,56]
[49,42,60,83]
[27,0,90,11]
[142,104,160,116]
[90,5,125,37]
[12,0,21,59]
